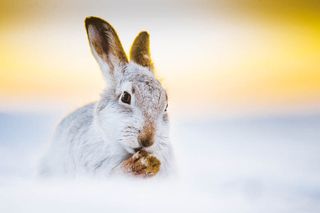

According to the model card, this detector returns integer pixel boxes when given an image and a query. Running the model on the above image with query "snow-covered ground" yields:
[0,111,320,212]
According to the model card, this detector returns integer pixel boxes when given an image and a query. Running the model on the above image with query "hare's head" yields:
[85,17,169,154]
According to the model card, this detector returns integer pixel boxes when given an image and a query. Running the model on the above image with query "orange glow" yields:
[0,0,320,114]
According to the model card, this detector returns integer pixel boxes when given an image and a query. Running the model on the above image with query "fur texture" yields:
[41,17,174,177]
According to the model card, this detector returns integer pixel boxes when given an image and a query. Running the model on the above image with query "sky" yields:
[0,0,320,115]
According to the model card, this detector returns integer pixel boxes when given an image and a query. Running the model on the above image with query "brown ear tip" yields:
[138,31,150,38]
[84,16,107,29]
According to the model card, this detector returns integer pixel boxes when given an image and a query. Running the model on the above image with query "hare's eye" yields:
[121,91,131,105]
[164,104,168,112]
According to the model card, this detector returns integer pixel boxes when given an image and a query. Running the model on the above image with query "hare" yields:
[41,17,174,177]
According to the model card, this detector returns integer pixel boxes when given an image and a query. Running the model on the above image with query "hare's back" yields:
[41,103,96,175]
[55,103,96,141]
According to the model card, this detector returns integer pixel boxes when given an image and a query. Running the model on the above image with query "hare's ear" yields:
[85,17,128,84]
[130,31,154,71]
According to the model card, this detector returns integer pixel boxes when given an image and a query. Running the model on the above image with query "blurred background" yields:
[0,0,320,212]
[1,0,320,115]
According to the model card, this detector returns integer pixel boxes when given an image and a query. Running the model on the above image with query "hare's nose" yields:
[139,138,154,147]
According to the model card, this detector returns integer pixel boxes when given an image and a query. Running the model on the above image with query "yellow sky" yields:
[0,0,320,114]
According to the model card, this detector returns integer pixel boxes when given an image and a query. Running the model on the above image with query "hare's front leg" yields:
[113,150,161,177]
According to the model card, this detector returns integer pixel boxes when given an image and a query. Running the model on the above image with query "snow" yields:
[0,111,320,212]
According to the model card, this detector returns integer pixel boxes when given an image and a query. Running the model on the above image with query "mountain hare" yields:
[41,17,174,177]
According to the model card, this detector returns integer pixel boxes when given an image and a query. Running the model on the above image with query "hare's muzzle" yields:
[138,123,155,147]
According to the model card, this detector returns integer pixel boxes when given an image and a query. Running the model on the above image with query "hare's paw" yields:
[121,150,161,177]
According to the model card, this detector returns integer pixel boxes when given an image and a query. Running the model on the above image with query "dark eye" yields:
[164,104,168,112]
[121,91,131,105]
